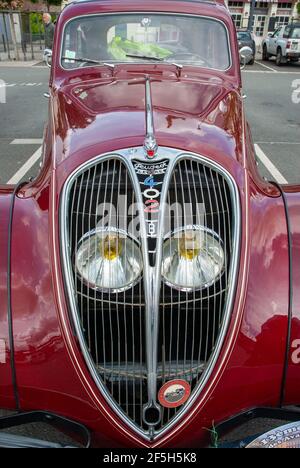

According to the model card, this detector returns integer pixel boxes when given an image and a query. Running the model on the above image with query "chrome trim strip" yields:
[60,147,241,441]
[143,77,158,159]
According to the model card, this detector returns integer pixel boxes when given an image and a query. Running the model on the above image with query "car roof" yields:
[72,0,227,6]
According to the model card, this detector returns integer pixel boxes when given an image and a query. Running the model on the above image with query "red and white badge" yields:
[158,380,191,409]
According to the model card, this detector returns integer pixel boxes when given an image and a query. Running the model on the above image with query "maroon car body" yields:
[0,0,300,448]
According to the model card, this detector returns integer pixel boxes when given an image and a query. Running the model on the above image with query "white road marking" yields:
[1,82,45,87]
[254,144,288,184]
[11,139,43,145]
[255,60,278,72]
[243,70,300,74]
[7,146,42,184]
[256,141,300,145]
[5,140,290,186]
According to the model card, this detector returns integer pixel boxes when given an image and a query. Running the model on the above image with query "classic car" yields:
[0,0,300,449]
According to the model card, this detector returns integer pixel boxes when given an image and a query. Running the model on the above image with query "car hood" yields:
[52,75,244,166]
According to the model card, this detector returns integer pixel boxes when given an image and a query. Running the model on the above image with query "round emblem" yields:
[158,380,191,408]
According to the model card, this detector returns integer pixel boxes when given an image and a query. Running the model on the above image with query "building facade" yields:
[229,0,299,36]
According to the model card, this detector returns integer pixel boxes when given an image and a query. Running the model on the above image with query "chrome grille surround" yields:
[60,147,241,441]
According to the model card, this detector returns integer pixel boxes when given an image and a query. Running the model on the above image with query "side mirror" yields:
[44,49,52,68]
[267,32,273,37]
[239,46,253,69]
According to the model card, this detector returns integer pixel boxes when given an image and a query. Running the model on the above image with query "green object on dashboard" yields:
[108,36,172,60]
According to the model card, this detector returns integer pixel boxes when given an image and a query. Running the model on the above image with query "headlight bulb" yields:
[76,228,142,293]
[162,226,225,291]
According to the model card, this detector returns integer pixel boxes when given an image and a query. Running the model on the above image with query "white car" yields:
[262,23,300,66]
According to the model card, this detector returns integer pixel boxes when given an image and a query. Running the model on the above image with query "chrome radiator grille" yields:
[61,149,239,440]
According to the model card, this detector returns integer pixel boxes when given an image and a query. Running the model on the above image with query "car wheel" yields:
[262,45,270,61]
[276,48,283,66]
[248,58,255,65]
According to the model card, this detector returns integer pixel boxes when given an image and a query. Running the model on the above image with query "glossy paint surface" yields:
[0,0,297,448]
[282,186,300,405]
[0,187,16,409]
[52,77,244,168]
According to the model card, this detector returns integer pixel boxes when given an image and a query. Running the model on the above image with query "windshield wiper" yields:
[125,53,164,62]
[62,56,102,64]
[61,57,115,69]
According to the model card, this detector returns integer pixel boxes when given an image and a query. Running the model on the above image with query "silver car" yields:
[262,23,300,66]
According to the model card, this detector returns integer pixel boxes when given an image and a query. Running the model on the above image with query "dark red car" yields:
[0,0,300,448]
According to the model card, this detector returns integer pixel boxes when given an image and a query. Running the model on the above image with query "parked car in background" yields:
[262,23,300,66]
[237,29,256,64]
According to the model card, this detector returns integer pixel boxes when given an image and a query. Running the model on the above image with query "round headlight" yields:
[75,228,142,293]
[161,226,225,291]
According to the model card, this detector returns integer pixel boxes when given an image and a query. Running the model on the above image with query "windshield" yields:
[291,27,300,39]
[61,14,231,71]
[237,32,251,41]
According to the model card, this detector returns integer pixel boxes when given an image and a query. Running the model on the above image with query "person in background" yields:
[43,13,55,50]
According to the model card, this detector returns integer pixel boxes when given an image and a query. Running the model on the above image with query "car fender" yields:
[0,186,17,409]
[282,186,300,405]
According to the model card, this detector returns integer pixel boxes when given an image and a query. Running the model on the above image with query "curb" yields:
[0,61,45,68]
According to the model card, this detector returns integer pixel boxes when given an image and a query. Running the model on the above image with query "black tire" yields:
[262,45,270,61]
[249,58,255,65]
[276,48,283,66]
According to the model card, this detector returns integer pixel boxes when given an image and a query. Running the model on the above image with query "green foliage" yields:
[297,3,300,16]
[46,0,62,8]
[41,0,62,11]
[203,422,219,448]
[29,12,57,35]
[30,12,43,35]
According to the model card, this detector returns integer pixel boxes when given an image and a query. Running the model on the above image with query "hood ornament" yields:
[144,77,158,159]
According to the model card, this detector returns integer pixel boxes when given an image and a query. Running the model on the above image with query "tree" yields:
[29,0,62,12]
[297,2,300,17]
[0,0,23,7]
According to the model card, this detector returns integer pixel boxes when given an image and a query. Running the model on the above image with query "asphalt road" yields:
[0,60,299,445]
[0,66,48,184]
[243,58,300,184]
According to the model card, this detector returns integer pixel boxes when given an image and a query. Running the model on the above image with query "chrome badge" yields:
[158,380,191,409]
[144,134,158,159]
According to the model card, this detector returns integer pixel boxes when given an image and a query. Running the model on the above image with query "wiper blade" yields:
[61,57,116,72]
[125,54,164,62]
[62,56,103,65]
